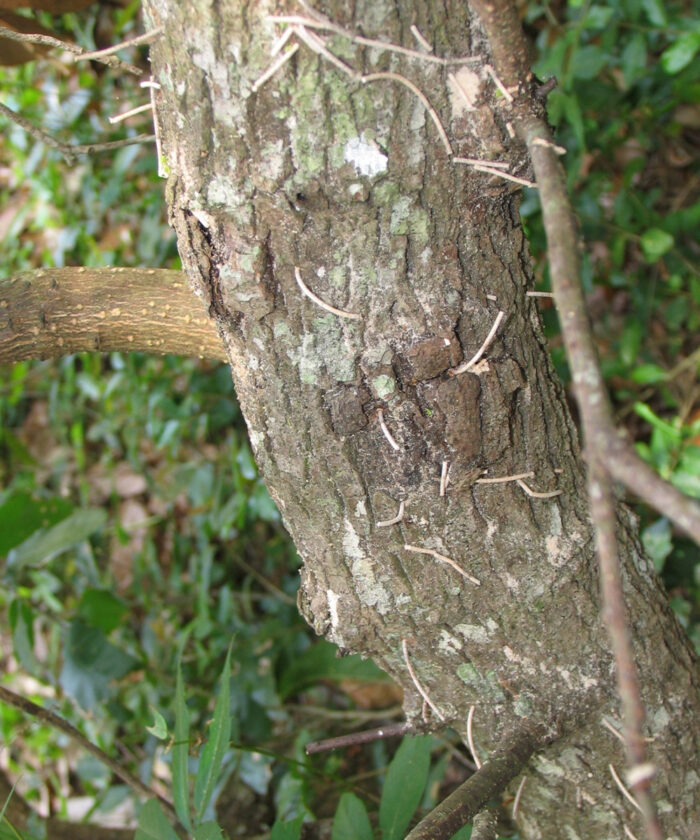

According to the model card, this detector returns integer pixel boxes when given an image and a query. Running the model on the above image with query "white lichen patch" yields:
[438,629,463,655]
[455,623,491,644]
[448,67,481,115]
[327,589,340,630]
[343,520,391,614]
[354,499,367,517]
[652,705,670,733]
[344,135,388,177]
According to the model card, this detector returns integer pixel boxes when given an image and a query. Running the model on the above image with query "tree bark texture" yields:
[143,1,700,837]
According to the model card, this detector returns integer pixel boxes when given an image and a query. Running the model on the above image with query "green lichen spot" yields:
[390,196,411,235]
[514,694,534,717]
[456,664,506,702]
[373,375,395,399]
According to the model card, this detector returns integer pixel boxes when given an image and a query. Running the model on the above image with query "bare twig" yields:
[402,639,446,722]
[450,311,505,374]
[77,27,163,62]
[108,102,153,124]
[305,722,411,753]
[405,726,541,840]
[0,102,153,162]
[376,500,405,527]
[467,705,482,769]
[362,71,453,156]
[0,685,177,822]
[268,15,478,65]
[0,24,143,75]
[404,544,481,586]
[512,774,527,818]
[294,266,360,319]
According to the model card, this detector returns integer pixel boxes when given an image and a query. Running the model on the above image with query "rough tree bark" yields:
[142,0,700,837]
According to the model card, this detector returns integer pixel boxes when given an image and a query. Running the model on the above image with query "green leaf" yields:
[194,646,233,821]
[641,518,673,572]
[621,33,647,85]
[78,589,128,633]
[640,0,667,26]
[581,6,615,29]
[6,508,107,571]
[8,599,37,673]
[146,707,169,740]
[640,228,674,262]
[270,816,304,840]
[630,364,668,385]
[633,403,679,438]
[0,492,73,557]
[172,660,192,832]
[193,823,224,840]
[449,825,473,840]
[332,793,373,840]
[134,800,180,840]
[570,45,607,80]
[379,736,432,840]
[661,31,700,75]
[59,619,140,710]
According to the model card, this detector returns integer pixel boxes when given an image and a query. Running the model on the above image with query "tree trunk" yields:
[143,0,700,836]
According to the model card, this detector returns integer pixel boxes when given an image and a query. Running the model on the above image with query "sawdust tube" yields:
[0,267,227,365]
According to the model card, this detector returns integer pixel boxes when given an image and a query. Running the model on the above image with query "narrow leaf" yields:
[172,660,192,832]
[194,645,233,820]
[379,736,432,840]
[332,792,373,840]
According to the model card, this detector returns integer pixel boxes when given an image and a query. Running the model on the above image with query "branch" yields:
[404,726,540,840]
[0,268,227,365]
[0,102,153,164]
[0,24,143,76]
[0,685,177,825]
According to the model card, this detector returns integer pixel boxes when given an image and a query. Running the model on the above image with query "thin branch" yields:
[402,639,446,722]
[294,266,360,319]
[376,500,405,527]
[362,71,453,156]
[305,722,411,754]
[0,24,143,75]
[76,27,163,62]
[450,311,505,374]
[0,685,177,823]
[512,774,527,818]
[108,102,153,124]
[467,705,482,769]
[405,726,541,840]
[268,15,478,65]
[609,763,643,813]
[0,102,153,162]
[251,43,300,91]
[404,544,481,586]
[377,408,401,451]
